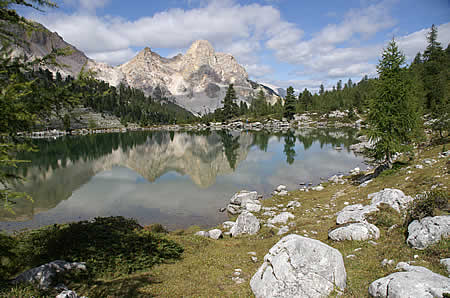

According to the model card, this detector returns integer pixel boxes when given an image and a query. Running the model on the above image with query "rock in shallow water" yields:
[250,234,346,298]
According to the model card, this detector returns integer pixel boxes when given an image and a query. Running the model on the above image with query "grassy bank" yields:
[1,142,448,297]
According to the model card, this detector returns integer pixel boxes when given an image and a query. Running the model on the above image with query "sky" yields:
[22,0,450,92]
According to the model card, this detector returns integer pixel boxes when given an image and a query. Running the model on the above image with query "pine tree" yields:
[222,84,238,120]
[366,39,421,164]
[283,86,296,120]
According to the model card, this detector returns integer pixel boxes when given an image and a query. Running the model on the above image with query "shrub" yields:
[0,233,18,280]
[14,217,183,277]
[404,189,449,227]
[366,203,402,228]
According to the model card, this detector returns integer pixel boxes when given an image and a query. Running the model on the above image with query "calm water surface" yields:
[0,128,367,231]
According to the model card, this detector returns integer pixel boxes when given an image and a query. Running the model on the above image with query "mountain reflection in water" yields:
[0,128,366,231]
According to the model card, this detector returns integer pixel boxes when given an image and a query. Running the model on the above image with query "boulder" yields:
[268,212,295,225]
[276,185,287,192]
[230,211,260,237]
[244,202,262,213]
[250,235,346,297]
[328,223,380,241]
[226,204,241,215]
[13,260,87,290]
[56,290,86,298]
[440,258,450,276]
[368,188,414,212]
[368,262,450,297]
[230,190,258,205]
[407,216,450,249]
[336,204,378,225]
[195,231,209,237]
[222,221,235,229]
[208,229,223,240]
[277,226,289,235]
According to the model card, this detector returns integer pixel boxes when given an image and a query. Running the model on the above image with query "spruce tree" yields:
[283,86,296,120]
[366,39,421,164]
[222,84,238,120]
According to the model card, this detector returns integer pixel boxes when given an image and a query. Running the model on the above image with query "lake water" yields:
[0,128,368,232]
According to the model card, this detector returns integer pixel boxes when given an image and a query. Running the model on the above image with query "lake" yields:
[0,128,368,232]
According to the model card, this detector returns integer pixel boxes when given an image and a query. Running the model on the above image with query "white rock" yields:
[278,190,288,196]
[13,260,87,290]
[268,212,295,225]
[276,185,287,192]
[245,202,262,213]
[250,235,347,297]
[230,211,260,237]
[440,258,450,276]
[56,290,86,298]
[230,190,258,205]
[195,231,209,237]
[369,263,450,297]
[222,221,235,229]
[251,256,258,263]
[287,201,301,208]
[328,222,380,241]
[262,211,276,217]
[277,226,289,235]
[232,277,245,284]
[368,188,414,212]
[312,185,324,191]
[407,216,450,249]
[336,204,378,225]
[415,164,424,169]
[208,229,223,240]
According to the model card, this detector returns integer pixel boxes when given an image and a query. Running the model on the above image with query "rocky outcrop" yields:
[250,235,346,297]
[329,222,380,241]
[336,188,413,225]
[230,211,260,237]
[368,262,450,297]
[406,216,450,249]
[13,260,87,290]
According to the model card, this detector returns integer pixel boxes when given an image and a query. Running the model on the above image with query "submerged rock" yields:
[250,234,346,297]
[368,262,450,297]
[407,216,450,249]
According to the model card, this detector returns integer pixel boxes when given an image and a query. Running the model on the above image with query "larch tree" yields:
[366,39,421,164]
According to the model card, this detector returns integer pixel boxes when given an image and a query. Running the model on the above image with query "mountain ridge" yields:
[9,21,281,115]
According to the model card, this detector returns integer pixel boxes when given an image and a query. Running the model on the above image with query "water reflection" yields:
[0,128,366,231]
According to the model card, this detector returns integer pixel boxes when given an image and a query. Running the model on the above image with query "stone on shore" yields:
[368,188,414,212]
[230,211,260,237]
[268,212,295,225]
[195,231,209,237]
[250,234,346,297]
[208,229,223,240]
[336,204,378,225]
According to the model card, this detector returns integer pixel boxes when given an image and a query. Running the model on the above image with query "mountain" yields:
[260,82,287,98]
[8,21,281,115]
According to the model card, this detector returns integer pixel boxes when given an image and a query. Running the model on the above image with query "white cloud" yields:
[244,64,274,78]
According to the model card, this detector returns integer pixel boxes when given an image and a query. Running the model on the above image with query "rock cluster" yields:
[226,190,261,214]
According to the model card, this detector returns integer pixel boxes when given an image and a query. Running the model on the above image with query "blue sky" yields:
[23,0,450,92]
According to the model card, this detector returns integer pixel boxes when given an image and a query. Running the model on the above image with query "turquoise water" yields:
[0,128,367,231]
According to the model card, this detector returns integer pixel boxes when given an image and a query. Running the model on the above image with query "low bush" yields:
[14,217,184,277]
[404,189,449,227]
[0,233,18,281]
[366,203,402,228]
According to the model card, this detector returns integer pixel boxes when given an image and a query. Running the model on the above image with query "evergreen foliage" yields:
[283,86,296,120]
[366,39,421,163]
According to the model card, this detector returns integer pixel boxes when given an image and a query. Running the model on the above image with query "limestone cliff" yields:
[8,21,281,115]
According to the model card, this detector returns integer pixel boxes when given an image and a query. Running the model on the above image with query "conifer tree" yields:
[366,39,421,164]
[283,86,296,120]
[222,84,238,120]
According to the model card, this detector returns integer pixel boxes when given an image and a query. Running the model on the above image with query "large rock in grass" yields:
[268,212,295,225]
[368,262,450,297]
[329,222,380,241]
[250,235,346,297]
[368,188,414,212]
[230,211,260,237]
[336,204,378,225]
[13,260,87,290]
[336,188,414,225]
[407,216,450,249]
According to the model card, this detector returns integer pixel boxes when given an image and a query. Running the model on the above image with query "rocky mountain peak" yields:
[186,40,215,57]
